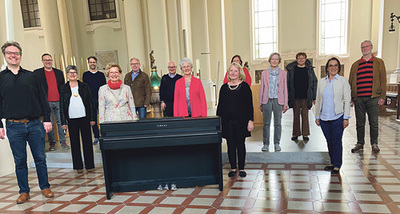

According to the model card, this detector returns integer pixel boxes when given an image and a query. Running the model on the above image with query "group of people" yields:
[0,39,387,203]
[219,40,386,178]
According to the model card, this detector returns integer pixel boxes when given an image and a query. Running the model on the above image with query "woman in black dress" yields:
[217,62,254,178]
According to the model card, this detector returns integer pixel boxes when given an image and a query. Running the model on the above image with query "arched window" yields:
[252,0,278,59]
[319,0,348,55]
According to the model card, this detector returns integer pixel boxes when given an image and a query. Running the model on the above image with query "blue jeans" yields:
[137,107,147,119]
[6,119,50,194]
[320,116,344,169]
[48,101,66,144]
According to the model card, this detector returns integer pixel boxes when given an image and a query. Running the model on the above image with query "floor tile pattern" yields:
[0,114,399,213]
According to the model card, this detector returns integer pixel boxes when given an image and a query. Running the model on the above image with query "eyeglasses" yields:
[68,71,78,74]
[42,59,53,62]
[361,45,371,49]
[130,63,139,66]
[5,51,20,56]
[168,66,176,69]
[328,64,339,67]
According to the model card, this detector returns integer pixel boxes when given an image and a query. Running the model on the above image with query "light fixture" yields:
[389,13,400,33]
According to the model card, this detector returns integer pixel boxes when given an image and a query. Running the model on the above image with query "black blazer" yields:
[59,81,96,126]
[33,67,65,99]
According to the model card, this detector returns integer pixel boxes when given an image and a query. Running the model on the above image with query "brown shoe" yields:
[372,144,380,153]
[87,168,95,173]
[351,144,364,153]
[41,188,54,198]
[16,193,30,204]
[77,169,83,174]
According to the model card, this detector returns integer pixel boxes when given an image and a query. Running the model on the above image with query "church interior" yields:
[1,0,400,213]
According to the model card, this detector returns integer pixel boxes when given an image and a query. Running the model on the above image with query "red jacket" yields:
[223,67,252,86]
[174,76,207,117]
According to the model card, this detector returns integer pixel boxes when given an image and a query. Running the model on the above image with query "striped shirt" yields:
[356,57,373,97]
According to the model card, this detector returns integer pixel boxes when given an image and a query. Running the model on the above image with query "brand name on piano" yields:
[156,124,168,127]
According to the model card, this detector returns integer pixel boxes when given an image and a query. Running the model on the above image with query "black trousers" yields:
[163,100,174,117]
[225,120,246,170]
[68,117,94,170]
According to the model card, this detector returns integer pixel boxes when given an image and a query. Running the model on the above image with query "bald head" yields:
[167,61,177,75]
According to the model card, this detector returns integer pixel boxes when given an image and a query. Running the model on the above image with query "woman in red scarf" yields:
[98,63,137,122]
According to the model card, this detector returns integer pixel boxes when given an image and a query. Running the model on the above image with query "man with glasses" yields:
[0,41,54,204]
[34,53,68,151]
[83,56,106,144]
[349,40,387,153]
[160,61,182,117]
[124,58,151,119]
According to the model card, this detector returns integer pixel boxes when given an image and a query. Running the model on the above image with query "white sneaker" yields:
[261,145,269,152]
[275,144,281,151]
[163,184,169,190]
[157,185,163,191]
[171,184,177,191]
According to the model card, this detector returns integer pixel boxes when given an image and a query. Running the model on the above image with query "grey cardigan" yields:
[314,75,351,119]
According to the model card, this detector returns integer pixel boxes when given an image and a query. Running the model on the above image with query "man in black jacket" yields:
[34,53,69,151]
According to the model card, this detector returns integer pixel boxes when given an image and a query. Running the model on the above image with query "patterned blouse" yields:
[98,84,137,123]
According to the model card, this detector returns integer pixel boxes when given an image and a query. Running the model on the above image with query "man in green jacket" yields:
[124,58,152,119]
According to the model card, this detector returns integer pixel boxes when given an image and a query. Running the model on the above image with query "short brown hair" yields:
[296,52,307,59]
[1,41,22,56]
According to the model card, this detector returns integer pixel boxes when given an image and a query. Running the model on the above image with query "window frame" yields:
[83,0,121,32]
[317,0,349,56]
[20,0,41,28]
[251,0,278,60]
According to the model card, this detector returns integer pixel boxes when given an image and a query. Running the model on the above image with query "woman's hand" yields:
[343,119,349,129]
[259,105,263,112]
[315,119,320,126]
[90,121,95,126]
[283,106,288,113]
[247,120,254,132]
[62,125,68,130]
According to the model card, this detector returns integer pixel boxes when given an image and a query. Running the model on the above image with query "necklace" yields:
[228,83,240,91]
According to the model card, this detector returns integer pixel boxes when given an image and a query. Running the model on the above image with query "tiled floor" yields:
[0,109,400,213]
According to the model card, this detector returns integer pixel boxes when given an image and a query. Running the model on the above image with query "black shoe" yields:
[228,171,236,177]
[331,169,340,175]
[351,144,364,153]
[324,165,334,171]
[291,136,298,141]
[239,171,247,177]
[303,136,309,141]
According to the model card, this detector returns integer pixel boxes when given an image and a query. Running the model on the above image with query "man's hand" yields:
[259,106,263,112]
[378,98,385,106]
[144,105,148,108]
[315,119,320,126]
[43,122,52,133]
[161,102,166,110]
[90,121,95,126]
[0,128,5,139]
[62,125,68,130]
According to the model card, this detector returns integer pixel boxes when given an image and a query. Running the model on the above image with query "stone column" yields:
[56,0,73,65]
[123,0,146,69]
[147,0,170,74]
[189,0,215,108]
[37,0,63,56]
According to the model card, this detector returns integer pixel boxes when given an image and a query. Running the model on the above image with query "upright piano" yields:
[99,116,222,199]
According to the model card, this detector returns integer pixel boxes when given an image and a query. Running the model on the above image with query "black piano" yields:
[99,116,223,199]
